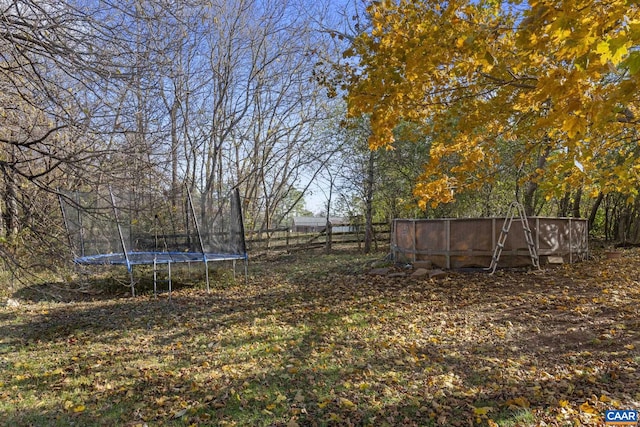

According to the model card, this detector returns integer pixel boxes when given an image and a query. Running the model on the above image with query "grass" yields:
[1,247,640,426]
[494,408,535,427]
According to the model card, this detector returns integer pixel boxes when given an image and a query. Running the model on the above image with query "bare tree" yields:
[0,0,164,275]
[149,0,339,240]
[0,0,359,274]
[0,1,111,245]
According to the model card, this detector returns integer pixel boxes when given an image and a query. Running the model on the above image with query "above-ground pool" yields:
[392,217,588,269]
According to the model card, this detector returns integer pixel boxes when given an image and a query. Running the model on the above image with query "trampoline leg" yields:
[232,259,237,281]
[244,257,248,285]
[205,259,210,294]
[129,267,135,297]
[153,259,157,299]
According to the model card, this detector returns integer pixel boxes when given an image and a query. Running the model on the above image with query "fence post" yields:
[286,230,290,254]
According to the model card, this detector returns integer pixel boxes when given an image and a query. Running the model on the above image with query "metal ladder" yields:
[487,202,540,274]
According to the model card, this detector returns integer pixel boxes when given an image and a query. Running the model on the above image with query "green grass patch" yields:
[1,249,640,426]
[494,408,536,427]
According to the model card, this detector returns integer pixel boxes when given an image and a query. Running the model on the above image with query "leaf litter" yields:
[0,249,639,426]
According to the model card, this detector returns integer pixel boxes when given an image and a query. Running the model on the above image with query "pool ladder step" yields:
[487,202,540,274]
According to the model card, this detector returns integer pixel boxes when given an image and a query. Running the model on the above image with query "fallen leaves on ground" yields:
[1,249,639,426]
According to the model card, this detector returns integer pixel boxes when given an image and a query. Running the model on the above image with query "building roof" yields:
[292,216,348,227]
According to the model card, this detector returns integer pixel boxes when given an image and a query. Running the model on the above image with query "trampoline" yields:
[59,186,248,297]
[76,252,245,266]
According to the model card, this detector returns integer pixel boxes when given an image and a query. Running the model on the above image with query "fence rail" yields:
[245,222,391,255]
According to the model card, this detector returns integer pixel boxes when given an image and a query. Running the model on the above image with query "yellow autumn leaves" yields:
[345,0,640,208]
[63,400,86,413]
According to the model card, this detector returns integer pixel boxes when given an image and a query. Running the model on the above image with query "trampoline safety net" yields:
[59,186,247,277]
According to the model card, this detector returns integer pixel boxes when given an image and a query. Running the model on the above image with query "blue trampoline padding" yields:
[75,251,247,266]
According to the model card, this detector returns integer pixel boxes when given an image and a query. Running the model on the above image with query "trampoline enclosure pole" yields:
[109,187,135,297]
[76,191,86,258]
[185,186,207,255]
[186,186,210,293]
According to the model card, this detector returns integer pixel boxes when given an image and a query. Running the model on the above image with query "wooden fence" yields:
[245,222,391,255]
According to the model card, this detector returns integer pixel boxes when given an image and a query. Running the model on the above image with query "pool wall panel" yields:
[392,217,588,269]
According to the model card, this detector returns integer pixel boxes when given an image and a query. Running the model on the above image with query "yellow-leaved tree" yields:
[345,0,640,214]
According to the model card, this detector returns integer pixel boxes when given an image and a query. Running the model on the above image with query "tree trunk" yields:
[364,151,375,254]
[170,98,179,208]
[325,176,333,254]
[325,221,332,254]
[588,192,604,232]
[4,167,19,241]
[558,191,570,217]
[523,144,551,216]
[571,187,582,218]
[2,141,19,242]
[604,195,612,240]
